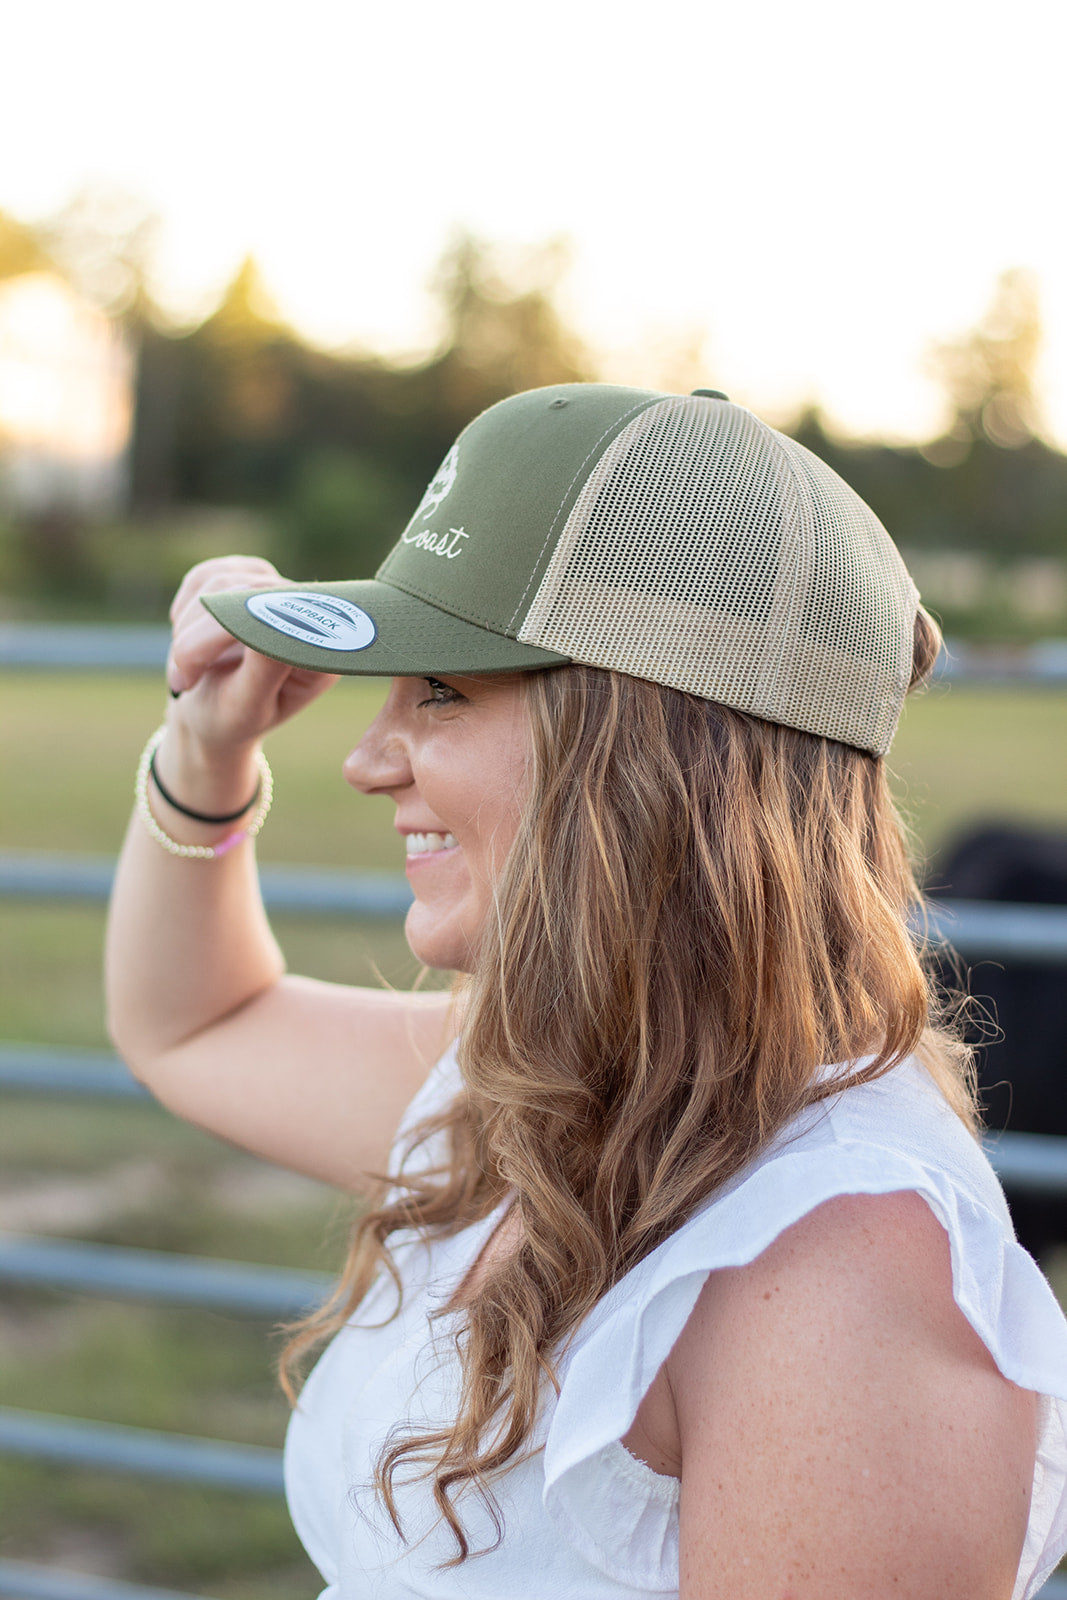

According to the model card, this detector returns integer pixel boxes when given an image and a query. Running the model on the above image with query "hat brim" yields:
[202,579,571,677]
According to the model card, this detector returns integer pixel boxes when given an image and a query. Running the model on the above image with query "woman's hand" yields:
[165,555,340,752]
[108,554,454,1184]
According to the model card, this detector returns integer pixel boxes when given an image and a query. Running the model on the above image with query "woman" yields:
[106,385,1067,1598]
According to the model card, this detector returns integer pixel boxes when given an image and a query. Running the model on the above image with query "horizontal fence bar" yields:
[0,1409,284,1494]
[5,1046,1067,1199]
[6,849,1067,958]
[5,622,1067,684]
[922,898,1067,964]
[0,851,413,918]
[0,1044,148,1099]
[0,1558,219,1600]
[933,639,1067,684]
[0,1234,333,1317]
[0,625,170,671]
[982,1132,1067,1197]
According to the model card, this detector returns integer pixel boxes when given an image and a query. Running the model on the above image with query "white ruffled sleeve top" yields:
[284,1045,1067,1599]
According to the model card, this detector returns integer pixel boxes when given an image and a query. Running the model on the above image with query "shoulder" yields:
[683,1186,958,1318]
[669,1190,990,1399]
[668,1191,1037,1599]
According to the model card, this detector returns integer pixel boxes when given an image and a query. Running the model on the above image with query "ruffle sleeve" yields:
[541,1069,1067,1599]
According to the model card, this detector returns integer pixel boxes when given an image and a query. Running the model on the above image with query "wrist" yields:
[135,727,273,861]
[154,720,263,825]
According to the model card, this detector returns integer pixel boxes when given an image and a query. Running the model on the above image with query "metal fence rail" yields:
[921,897,1067,964]
[0,1560,226,1600]
[0,1232,331,1317]
[0,850,413,919]
[0,624,171,671]
[0,1044,148,1100]
[5,621,1067,684]
[984,1131,1067,1196]
[9,847,1067,958]
[0,1409,284,1494]
[7,1038,1067,1197]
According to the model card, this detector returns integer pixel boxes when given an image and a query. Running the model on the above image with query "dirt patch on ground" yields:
[0,1158,334,1235]
[0,1160,171,1232]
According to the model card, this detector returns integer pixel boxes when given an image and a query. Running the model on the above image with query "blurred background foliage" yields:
[0,201,593,618]
[1,197,1065,640]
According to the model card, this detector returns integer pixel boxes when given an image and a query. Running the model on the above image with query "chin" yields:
[404,906,476,975]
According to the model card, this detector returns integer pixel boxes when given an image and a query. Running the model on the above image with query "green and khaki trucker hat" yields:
[204,384,920,755]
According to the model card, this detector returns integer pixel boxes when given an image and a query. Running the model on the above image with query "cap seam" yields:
[754,427,808,716]
[374,572,541,644]
[506,397,663,633]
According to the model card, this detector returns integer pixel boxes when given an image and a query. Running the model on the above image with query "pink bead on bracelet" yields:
[135,726,273,860]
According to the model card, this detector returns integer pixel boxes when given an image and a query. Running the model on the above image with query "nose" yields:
[343,682,413,796]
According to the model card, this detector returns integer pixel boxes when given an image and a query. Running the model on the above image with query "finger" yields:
[169,554,281,617]
[168,639,293,744]
[275,668,342,720]
[213,649,299,740]
[168,557,283,635]
[169,567,289,690]
[169,610,248,693]
[169,557,283,632]
[168,558,247,624]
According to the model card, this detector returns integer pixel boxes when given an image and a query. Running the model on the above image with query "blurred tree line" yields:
[128,233,590,579]
[0,199,591,609]
[1,194,1065,637]
[788,272,1066,637]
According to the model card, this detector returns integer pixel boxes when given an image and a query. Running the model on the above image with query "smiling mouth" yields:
[405,831,458,857]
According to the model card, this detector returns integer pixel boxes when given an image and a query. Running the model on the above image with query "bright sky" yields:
[4,0,1067,444]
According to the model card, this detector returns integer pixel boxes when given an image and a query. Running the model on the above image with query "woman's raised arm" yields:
[105,557,453,1189]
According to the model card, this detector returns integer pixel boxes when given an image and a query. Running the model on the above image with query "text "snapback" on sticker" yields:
[245,592,377,651]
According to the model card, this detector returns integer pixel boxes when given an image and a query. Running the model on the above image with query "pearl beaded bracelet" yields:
[135,725,273,859]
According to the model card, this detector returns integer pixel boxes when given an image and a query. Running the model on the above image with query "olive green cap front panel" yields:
[202,579,571,678]
[376,384,664,635]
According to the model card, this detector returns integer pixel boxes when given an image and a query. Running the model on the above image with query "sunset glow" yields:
[4,0,1067,444]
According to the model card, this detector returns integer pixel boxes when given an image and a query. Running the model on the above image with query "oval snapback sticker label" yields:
[246,591,377,652]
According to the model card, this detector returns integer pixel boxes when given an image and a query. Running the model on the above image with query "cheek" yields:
[475,788,526,883]
[482,730,531,861]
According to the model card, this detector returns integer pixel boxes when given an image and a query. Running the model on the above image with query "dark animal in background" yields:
[932,825,1067,1262]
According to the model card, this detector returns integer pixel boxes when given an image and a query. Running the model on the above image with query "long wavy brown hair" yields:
[282,607,975,1558]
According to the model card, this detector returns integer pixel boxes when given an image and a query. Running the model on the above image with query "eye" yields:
[417,676,464,708]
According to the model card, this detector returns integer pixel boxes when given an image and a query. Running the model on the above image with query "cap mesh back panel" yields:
[517,398,917,753]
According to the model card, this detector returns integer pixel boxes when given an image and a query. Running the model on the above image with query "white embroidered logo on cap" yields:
[411,442,458,523]
[246,591,377,651]
[401,524,468,558]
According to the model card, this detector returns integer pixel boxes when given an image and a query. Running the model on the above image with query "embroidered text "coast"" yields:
[400,526,469,559]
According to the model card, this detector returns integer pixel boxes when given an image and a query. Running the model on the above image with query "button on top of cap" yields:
[691,389,730,401]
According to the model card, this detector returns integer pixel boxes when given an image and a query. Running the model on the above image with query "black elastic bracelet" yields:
[149,749,261,825]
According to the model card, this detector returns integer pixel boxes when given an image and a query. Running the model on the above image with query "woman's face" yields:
[343,674,531,973]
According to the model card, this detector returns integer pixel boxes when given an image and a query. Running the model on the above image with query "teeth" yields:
[405,831,457,856]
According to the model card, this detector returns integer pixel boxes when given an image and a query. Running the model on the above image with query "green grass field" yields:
[1,670,1066,1592]
[3,670,1066,1053]
[3,670,1067,865]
